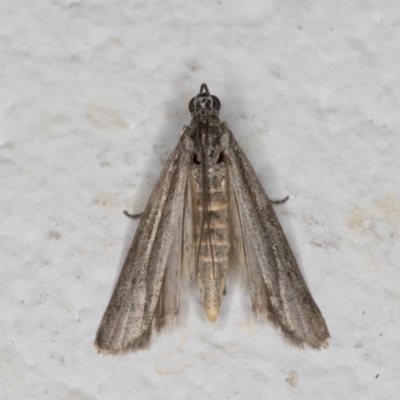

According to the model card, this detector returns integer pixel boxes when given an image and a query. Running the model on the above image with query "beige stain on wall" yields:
[85,99,128,132]
[346,194,400,271]
[32,112,70,141]
[285,370,299,387]
[93,191,118,208]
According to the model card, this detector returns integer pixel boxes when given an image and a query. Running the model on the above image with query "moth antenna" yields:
[270,196,289,205]
[123,210,143,219]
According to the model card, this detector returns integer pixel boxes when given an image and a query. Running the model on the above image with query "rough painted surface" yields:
[1,1,399,399]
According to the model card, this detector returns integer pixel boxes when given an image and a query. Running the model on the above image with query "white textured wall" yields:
[1,1,399,399]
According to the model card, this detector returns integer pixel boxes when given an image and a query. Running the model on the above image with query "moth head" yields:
[189,84,221,115]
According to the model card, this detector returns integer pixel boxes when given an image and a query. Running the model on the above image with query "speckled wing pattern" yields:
[223,123,329,349]
[95,127,193,354]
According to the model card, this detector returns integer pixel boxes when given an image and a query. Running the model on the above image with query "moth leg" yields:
[270,195,289,205]
[123,210,143,219]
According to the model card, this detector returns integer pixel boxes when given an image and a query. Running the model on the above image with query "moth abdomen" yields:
[192,161,231,322]
[199,242,230,260]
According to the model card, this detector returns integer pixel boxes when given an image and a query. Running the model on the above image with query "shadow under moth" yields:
[95,84,329,354]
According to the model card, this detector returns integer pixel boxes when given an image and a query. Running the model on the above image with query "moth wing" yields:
[95,127,194,354]
[223,123,329,348]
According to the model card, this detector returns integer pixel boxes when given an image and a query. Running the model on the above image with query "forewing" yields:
[95,127,193,354]
[223,123,329,349]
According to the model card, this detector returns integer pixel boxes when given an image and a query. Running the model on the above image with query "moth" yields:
[95,84,329,354]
